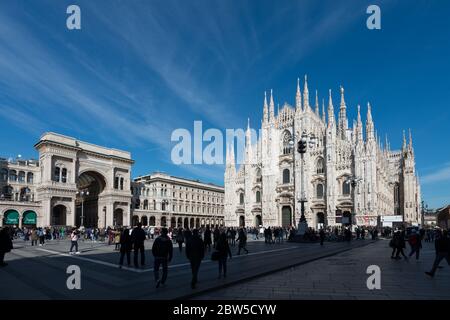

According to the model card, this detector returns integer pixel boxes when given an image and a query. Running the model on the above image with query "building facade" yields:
[1,132,134,228]
[0,133,224,229]
[131,173,224,229]
[224,77,422,228]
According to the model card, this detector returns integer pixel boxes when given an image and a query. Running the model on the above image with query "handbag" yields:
[211,250,220,261]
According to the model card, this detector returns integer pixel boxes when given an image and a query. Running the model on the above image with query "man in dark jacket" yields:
[319,228,325,246]
[131,223,146,268]
[152,228,173,288]
[408,230,422,260]
[425,230,450,277]
[118,227,132,268]
[203,226,212,251]
[186,229,204,289]
[237,228,249,255]
[0,227,13,267]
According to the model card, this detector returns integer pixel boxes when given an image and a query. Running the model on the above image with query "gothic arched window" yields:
[316,184,324,198]
[256,168,262,183]
[316,158,324,174]
[282,131,293,155]
[239,193,244,205]
[256,190,261,203]
[342,180,351,195]
[282,169,290,184]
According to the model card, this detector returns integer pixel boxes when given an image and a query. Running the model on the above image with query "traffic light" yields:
[297,140,306,154]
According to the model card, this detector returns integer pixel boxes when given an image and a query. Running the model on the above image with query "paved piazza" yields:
[1,238,448,300]
[196,240,450,300]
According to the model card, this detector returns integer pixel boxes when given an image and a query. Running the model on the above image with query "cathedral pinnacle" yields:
[402,130,407,151]
[296,78,302,111]
[327,89,335,126]
[263,91,268,123]
[366,102,374,140]
[315,90,319,116]
[322,98,326,123]
[338,86,348,139]
[303,75,309,111]
[269,89,275,121]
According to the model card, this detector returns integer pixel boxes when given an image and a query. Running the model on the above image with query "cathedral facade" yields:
[224,77,421,229]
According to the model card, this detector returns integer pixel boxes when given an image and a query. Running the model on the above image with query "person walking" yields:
[237,228,249,255]
[216,232,232,278]
[425,230,450,277]
[31,228,38,246]
[408,230,422,260]
[152,228,173,288]
[392,230,407,260]
[131,223,146,268]
[186,229,204,289]
[119,227,132,268]
[0,227,13,267]
[203,226,212,252]
[69,228,80,254]
[319,228,325,246]
[38,228,45,246]
[213,227,220,248]
[114,230,121,251]
[176,227,184,253]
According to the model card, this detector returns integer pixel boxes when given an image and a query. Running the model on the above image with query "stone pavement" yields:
[194,239,450,300]
[1,237,373,299]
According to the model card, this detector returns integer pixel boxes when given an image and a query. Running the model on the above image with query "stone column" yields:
[69,198,76,227]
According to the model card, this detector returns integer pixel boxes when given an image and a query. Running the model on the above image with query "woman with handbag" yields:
[215,232,232,279]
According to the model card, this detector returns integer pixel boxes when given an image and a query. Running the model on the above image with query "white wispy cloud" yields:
[421,163,450,184]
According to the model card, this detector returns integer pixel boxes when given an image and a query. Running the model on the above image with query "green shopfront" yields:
[22,210,37,226]
[3,209,20,226]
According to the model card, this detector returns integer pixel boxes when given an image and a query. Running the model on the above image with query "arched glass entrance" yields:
[239,215,245,227]
[317,212,325,229]
[52,205,67,226]
[281,206,292,227]
[114,208,124,226]
[76,171,106,228]
[131,215,139,226]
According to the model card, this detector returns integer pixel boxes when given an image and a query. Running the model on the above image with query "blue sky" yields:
[0,0,449,209]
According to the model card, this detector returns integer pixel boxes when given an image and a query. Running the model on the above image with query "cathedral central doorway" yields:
[255,214,262,227]
[76,171,106,228]
[281,206,292,227]
[239,215,245,227]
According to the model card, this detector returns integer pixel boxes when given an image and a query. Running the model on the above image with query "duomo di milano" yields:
[224,76,421,229]
[0,77,421,229]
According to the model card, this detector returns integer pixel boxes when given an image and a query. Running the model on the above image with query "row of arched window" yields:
[114,176,125,190]
[238,190,261,205]
[53,167,67,183]
[0,169,34,183]
[137,198,223,214]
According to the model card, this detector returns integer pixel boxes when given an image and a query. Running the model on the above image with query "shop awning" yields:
[4,210,19,225]
[23,210,37,225]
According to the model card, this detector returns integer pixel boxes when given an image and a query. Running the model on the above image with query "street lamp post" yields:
[77,189,90,228]
[296,130,317,236]
[345,176,362,226]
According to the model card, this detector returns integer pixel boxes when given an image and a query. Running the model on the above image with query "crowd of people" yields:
[1,222,449,287]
